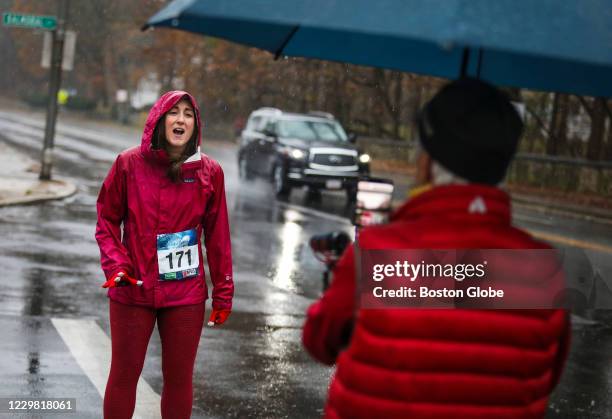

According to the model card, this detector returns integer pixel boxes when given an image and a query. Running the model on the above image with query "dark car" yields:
[237,107,370,200]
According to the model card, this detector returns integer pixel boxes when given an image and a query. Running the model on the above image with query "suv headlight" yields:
[359,153,371,164]
[290,149,306,160]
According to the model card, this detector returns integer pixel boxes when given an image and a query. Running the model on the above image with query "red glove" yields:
[102,271,142,288]
[207,309,231,327]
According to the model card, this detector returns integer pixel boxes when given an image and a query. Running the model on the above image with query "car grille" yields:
[312,154,355,166]
[309,148,358,171]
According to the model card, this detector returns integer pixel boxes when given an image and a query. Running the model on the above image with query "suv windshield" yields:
[277,119,348,142]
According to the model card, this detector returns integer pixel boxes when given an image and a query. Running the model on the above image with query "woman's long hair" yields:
[151,113,199,182]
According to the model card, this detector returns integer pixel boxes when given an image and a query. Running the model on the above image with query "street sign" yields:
[2,12,57,30]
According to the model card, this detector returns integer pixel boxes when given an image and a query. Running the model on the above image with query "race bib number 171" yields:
[157,228,200,281]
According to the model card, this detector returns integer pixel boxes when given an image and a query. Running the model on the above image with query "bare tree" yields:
[579,97,607,160]
[546,93,569,155]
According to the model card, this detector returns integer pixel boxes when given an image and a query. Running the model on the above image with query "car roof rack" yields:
[308,111,335,120]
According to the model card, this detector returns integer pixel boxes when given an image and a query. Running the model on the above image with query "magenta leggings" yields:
[104,299,205,419]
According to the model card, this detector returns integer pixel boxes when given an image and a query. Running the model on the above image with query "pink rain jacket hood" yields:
[96,91,233,309]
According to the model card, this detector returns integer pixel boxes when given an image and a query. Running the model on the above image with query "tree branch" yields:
[525,105,556,143]
[347,73,377,88]
[576,95,594,118]
[603,99,612,121]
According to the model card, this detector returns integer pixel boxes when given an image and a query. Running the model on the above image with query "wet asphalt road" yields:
[0,108,611,418]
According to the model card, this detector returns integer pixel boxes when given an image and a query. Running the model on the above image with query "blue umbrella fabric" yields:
[144,0,612,97]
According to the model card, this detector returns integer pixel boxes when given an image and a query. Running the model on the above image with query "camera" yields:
[309,231,351,257]
[309,178,394,291]
[309,231,351,291]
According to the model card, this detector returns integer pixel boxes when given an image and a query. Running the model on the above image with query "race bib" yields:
[157,228,200,281]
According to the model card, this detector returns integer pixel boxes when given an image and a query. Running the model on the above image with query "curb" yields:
[0,178,78,207]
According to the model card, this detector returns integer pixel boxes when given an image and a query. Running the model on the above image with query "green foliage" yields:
[21,92,48,108]
[65,96,97,111]
[20,92,97,111]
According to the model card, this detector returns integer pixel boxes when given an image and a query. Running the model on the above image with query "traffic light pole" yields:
[39,0,69,181]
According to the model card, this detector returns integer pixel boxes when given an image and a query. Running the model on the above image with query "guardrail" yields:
[357,136,612,196]
[514,153,612,169]
[357,136,612,168]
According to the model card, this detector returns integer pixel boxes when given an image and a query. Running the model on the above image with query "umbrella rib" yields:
[476,48,483,78]
[459,48,484,79]
[274,25,300,60]
[460,48,470,78]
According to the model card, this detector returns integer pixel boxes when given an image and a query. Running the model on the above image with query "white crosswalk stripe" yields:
[51,318,161,419]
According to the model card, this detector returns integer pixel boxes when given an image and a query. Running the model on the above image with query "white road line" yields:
[526,229,612,254]
[513,213,555,226]
[0,112,137,149]
[51,318,161,419]
[0,119,119,162]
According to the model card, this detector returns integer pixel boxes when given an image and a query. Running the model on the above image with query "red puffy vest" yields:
[304,184,570,418]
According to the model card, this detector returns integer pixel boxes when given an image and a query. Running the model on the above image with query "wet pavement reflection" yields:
[548,320,612,418]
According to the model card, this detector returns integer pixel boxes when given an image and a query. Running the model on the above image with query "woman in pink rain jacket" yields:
[95,91,233,418]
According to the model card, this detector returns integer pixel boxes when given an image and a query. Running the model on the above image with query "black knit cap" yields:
[417,77,523,185]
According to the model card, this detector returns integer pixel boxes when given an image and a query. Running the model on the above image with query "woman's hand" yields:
[102,271,143,288]
[207,308,231,327]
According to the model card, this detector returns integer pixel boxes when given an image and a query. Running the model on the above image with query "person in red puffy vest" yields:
[96,91,233,418]
[303,78,570,419]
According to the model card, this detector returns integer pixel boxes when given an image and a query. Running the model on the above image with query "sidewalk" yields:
[0,141,76,207]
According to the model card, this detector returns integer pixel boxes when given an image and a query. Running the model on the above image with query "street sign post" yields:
[3,4,71,181]
[39,1,69,181]
[2,12,57,30]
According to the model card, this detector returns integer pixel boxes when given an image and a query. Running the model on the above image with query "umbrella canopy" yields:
[144,0,612,97]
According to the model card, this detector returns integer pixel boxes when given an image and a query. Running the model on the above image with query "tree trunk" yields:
[339,65,349,123]
[392,72,403,139]
[604,113,612,160]
[317,61,327,111]
[586,98,606,160]
[102,36,118,109]
[298,61,308,113]
[557,94,569,155]
[546,93,569,155]
[410,81,423,142]
[160,63,176,94]
[372,69,386,137]
[331,65,349,123]
[546,93,560,155]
